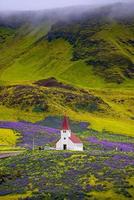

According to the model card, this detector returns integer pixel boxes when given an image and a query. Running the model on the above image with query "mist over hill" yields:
[0,2,134,27]
[0,2,134,84]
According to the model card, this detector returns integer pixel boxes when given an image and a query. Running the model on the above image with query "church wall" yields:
[56,138,83,151]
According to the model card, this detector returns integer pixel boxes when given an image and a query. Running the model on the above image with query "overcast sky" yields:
[0,0,132,11]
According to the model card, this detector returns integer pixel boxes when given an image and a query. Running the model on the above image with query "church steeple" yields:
[62,115,70,130]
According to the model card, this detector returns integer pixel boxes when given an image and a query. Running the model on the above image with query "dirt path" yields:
[0,151,22,159]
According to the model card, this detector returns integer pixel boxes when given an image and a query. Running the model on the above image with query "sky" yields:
[0,0,132,11]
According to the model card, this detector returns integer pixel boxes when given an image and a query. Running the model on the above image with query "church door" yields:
[63,144,67,150]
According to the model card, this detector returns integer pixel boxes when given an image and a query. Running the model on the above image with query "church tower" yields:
[56,115,83,151]
[60,115,71,139]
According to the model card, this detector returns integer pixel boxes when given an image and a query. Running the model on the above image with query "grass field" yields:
[0,128,20,151]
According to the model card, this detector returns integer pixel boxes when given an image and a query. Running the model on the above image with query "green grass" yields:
[67,110,134,136]
[96,22,134,62]
[0,192,32,200]
[0,128,21,151]
[0,35,133,89]
[0,37,109,88]
[58,61,106,88]
[0,128,19,146]
[0,21,134,89]
[0,105,45,122]
[0,39,72,83]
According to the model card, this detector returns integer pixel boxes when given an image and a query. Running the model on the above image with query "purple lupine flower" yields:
[87,137,134,152]
[0,121,60,148]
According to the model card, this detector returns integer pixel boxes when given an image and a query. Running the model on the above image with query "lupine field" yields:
[0,148,134,200]
[0,118,134,200]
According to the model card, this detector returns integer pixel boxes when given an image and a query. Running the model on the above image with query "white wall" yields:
[56,138,83,151]
[56,129,83,151]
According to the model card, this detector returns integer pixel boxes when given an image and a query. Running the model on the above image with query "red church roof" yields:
[62,115,70,130]
[69,133,82,144]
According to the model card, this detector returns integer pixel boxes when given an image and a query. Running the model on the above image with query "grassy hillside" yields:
[0,84,133,136]
[0,29,133,88]
[0,3,133,136]
[0,4,134,87]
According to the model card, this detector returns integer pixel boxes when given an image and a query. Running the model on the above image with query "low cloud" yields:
[0,0,131,11]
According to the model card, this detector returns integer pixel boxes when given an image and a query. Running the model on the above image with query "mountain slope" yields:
[0,3,134,87]
[46,10,134,84]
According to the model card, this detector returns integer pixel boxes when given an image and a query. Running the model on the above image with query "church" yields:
[56,116,83,151]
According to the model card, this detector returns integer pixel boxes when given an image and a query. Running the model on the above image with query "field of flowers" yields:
[0,118,89,150]
[0,118,134,199]
[0,118,134,152]
[0,121,60,149]
[0,150,134,200]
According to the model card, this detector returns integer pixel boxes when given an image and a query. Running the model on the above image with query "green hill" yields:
[0,3,134,135]
[0,3,134,87]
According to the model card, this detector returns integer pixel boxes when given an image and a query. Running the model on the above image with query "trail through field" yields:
[0,151,22,159]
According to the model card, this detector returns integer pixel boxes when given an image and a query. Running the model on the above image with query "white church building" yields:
[56,116,83,151]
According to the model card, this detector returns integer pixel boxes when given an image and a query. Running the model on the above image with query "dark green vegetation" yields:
[0,84,108,114]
